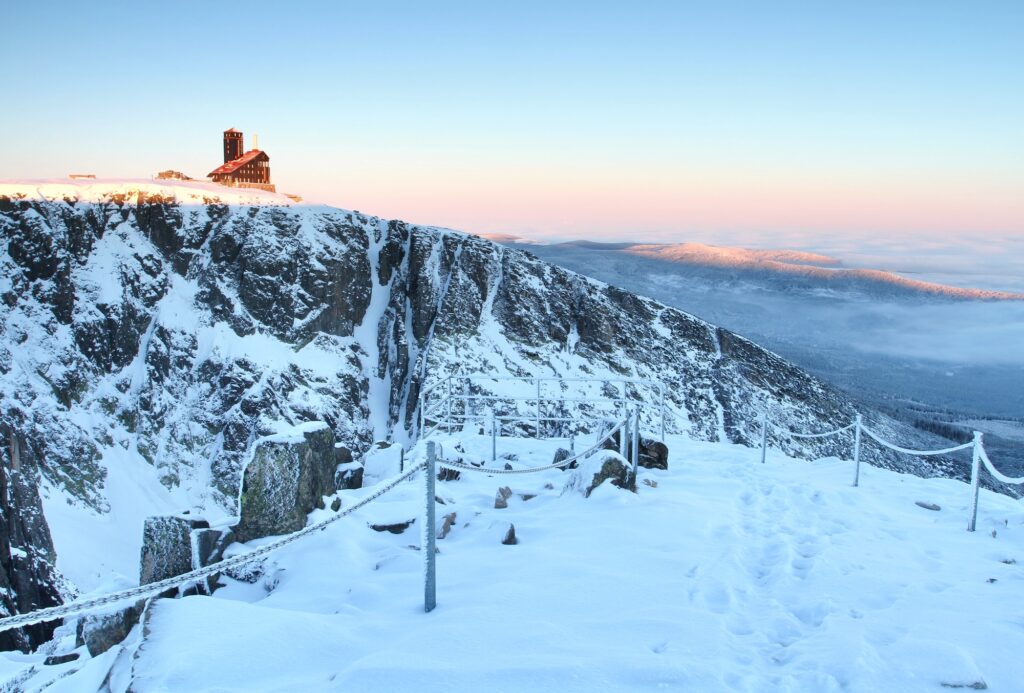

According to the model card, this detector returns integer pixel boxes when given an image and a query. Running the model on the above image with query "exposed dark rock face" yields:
[0,185,980,646]
[0,426,67,652]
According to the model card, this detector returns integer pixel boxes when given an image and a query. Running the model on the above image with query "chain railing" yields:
[4,386,1016,640]
[0,407,643,634]
[760,411,1023,532]
[421,412,640,611]
[419,375,666,443]
[0,462,426,634]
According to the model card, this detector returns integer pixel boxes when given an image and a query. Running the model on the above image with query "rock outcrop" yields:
[0,426,67,652]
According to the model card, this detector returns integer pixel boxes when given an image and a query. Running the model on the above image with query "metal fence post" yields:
[619,412,628,459]
[418,390,424,438]
[967,431,983,532]
[446,377,453,434]
[760,409,768,464]
[424,442,437,612]
[631,407,640,491]
[536,378,542,438]
[852,414,863,487]
[660,385,666,443]
[490,409,497,463]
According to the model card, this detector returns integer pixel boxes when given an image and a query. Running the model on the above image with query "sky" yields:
[2,1,1023,243]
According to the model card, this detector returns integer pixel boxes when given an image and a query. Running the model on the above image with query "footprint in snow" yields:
[701,582,733,613]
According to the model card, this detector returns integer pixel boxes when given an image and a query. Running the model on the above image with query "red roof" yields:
[208,149,268,176]
[224,128,242,134]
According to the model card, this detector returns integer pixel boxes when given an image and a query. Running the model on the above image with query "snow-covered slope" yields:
[9,433,1023,691]
[487,236,1024,422]
[0,179,990,652]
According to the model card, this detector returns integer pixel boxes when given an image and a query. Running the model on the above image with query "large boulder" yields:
[75,601,145,657]
[600,429,669,470]
[563,450,634,497]
[77,514,217,659]
[139,515,209,586]
[233,422,343,543]
[638,436,669,470]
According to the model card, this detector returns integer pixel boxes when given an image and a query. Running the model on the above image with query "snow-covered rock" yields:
[234,423,341,543]
[564,449,633,497]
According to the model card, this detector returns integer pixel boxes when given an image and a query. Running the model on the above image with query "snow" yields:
[258,420,330,445]
[41,444,188,594]
[958,420,1024,444]
[0,178,296,207]
[25,432,1019,691]
[352,219,394,442]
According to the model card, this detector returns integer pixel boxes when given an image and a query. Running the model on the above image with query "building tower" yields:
[223,129,244,163]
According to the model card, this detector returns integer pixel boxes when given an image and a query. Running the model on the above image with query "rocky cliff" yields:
[0,180,969,648]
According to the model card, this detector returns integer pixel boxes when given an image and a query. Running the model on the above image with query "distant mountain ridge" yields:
[483,236,1024,301]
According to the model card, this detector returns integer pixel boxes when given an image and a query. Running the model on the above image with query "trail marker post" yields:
[631,408,640,490]
[619,413,628,459]
[424,442,437,612]
[967,431,983,532]
[490,409,497,463]
[760,409,768,464]
[852,414,863,487]
[535,378,542,438]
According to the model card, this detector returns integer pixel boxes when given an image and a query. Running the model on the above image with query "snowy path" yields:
[9,435,1024,691]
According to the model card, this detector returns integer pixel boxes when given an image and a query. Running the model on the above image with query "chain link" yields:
[0,462,426,633]
[978,446,1024,485]
[789,422,856,439]
[859,424,975,456]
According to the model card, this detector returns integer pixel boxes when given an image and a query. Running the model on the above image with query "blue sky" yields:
[2,1,1022,240]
